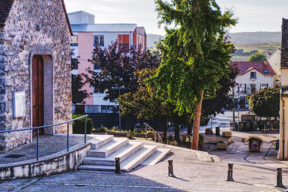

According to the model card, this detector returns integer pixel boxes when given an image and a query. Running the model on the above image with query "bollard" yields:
[115,157,121,174]
[275,168,285,188]
[168,160,175,177]
[226,163,234,181]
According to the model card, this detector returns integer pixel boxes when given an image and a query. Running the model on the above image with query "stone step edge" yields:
[88,138,129,158]
[83,142,144,166]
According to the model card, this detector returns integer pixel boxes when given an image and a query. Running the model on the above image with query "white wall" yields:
[233,69,274,97]
[68,12,95,24]
[268,49,281,77]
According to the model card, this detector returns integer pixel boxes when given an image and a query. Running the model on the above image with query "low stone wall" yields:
[0,143,91,180]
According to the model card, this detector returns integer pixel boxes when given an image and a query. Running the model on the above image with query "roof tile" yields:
[232,61,276,76]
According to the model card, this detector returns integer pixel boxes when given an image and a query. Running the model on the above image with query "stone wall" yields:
[0,0,72,150]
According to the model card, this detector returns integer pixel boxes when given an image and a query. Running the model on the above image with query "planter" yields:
[245,122,252,132]
[108,132,130,137]
[241,115,255,122]
[222,131,232,138]
[217,142,228,150]
[135,128,146,133]
[248,138,262,152]
[239,122,245,132]
[230,122,238,131]
[265,121,272,130]
[134,133,146,138]
[205,128,213,135]
[257,121,265,130]
[252,121,259,131]
[272,120,279,130]
[92,132,108,135]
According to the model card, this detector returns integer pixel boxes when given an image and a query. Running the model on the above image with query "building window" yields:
[250,72,256,79]
[94,35,104,47]
[260,84,268,90]
[238,84,246,92]
[251,84,256,94]
[71,36,78,46]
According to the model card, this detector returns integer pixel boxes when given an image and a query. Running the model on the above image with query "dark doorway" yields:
[32,55,44,137]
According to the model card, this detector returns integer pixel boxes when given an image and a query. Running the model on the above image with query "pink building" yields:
[68,11,147,113]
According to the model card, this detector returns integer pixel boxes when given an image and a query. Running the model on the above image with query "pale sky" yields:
[64,0,288,35]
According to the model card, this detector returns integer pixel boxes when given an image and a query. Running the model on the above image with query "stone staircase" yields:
[78,135,171,172]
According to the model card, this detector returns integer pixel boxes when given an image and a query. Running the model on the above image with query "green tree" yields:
[247,87,280,119]
[71,54,88,104]
[248,53,267,62]
[151,0,236,149]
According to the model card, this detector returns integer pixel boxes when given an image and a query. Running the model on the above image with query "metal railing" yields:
[144,123,162,143]
[0,114,88,160]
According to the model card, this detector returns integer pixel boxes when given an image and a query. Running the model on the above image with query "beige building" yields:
[279,18,288,160]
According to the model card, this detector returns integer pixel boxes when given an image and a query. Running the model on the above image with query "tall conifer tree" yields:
[151,0,236,149]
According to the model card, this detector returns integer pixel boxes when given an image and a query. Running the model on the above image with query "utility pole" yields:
[232,87,235,123]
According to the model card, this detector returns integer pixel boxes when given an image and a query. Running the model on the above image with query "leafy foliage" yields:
[72,114,93,134]
[150,0,236,149]
[202,63,239,117]
[86,43,161,103]
[71,54,88,104]
[247,87,280,118]
[248,52,267,62]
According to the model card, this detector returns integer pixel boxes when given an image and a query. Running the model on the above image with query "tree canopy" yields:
[248,53,267,62]
[86,43,161,103]
[71,54,88,104]
[247,87,280,119]
[150,0,236,149]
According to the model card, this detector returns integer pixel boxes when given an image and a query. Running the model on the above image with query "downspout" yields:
[282,98,285,160]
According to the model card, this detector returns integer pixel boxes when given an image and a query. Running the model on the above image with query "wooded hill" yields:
[147,32,281,48]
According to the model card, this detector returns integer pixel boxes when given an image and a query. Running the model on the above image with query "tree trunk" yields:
[158,119,167,143]
[192,91,204,150]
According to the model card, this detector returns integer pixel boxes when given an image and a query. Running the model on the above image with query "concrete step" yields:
[88,138,129,158]
[142,148,171,166]
[83,141,144,166]
[120,145,157,172]
[89,135,114,150]
[78,145,157,172]
[196,151,213,162]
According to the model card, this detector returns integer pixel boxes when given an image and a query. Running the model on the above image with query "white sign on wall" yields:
[13,91,26,118]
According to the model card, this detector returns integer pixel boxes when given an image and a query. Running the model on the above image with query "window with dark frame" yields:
[238,84,246,92]
[94,35,104,47]
[250,72,256,79]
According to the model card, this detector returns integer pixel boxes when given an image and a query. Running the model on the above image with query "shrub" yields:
[72,114,93,134]
[247,87,280,119]
[92,127,108,133]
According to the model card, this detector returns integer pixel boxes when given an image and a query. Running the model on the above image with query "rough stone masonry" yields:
[0,0,72,150]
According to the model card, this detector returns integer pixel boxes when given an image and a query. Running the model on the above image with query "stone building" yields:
[279,18,288,160]
[0,0,73,150]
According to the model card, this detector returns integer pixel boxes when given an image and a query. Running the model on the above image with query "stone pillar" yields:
[279,18,288,160]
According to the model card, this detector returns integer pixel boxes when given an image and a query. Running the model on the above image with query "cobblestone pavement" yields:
[1,145,288,192]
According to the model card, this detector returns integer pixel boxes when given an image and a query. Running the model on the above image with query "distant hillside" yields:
[147,32,281,48]
[147,34,165,48]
